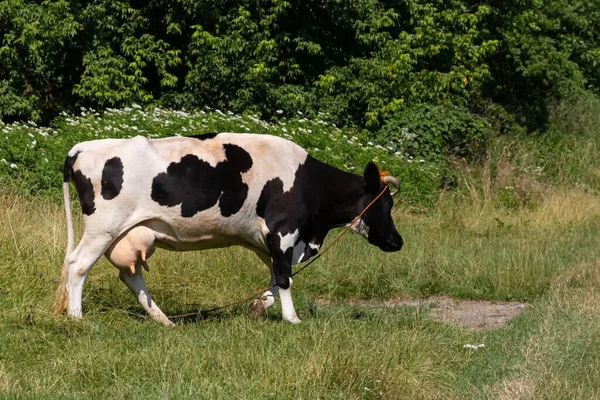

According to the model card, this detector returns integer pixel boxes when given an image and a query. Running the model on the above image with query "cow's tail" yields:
[54,154,77,315]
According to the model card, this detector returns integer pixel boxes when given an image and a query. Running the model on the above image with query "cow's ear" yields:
[363,162,381,193]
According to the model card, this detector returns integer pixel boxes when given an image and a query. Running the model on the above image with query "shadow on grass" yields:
[122,303,284,325]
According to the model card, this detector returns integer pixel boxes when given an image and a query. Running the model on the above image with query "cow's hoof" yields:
[159,317,176,328]
[248,300,266,318]
[284,315,302,324]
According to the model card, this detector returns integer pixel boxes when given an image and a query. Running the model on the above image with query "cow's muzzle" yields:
[380,235,404,252]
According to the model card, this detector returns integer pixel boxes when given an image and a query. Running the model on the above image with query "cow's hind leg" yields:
[249,251,277,317]
[66,233,114,318]
[119,267,174,327]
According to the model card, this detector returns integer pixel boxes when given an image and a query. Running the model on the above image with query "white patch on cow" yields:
[261,290,276,308]
[278,230,299,253]
[349,218,370,239]
[292,240,307,265]
[309,242,320,251]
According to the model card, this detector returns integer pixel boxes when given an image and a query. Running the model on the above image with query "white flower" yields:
[9,163,17,169]
[463,344,485,350]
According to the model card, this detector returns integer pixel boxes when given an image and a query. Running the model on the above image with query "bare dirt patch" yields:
[316,296,526,330]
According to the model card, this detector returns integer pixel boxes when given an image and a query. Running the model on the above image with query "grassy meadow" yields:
[1,108,600,399]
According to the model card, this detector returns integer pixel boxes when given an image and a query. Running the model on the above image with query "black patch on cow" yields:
[73,169,96,216]
[63,152,79,182]
[151,144,253,217]
[189,132,220,140]
[256,178,284,221]
[101,157,124,200]
[256,156,359,237]
[223,143,253,172]
[64,151,96,216]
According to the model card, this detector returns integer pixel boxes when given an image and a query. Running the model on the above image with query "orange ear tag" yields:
[379,169,390,182]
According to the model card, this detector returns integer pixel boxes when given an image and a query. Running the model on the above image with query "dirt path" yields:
[316,296,526,330]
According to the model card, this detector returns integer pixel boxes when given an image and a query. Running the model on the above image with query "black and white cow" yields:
[54,133,403,326]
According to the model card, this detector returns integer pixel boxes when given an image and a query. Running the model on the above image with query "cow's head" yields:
[355,162,404,252]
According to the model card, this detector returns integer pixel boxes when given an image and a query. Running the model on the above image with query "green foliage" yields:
[491,130,600,191]
[1,0,600,160]
[72,1,181,106]
[376,104,489,161]
[0,0,80,120]
[484,0,600,130]
[549,87,600,140]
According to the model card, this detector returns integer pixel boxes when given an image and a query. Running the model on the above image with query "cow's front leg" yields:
[251,239,301,323]
[271,246,301,324]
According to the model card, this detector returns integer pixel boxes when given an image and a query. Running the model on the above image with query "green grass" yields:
[2,107,600,398]
[1,185,600,399]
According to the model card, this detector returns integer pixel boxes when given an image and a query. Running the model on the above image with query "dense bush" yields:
[1,0,599,159]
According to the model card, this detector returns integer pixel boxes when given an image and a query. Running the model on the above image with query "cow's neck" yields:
[307,157,365,232]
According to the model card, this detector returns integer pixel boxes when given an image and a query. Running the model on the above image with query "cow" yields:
[54,132,403,326]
